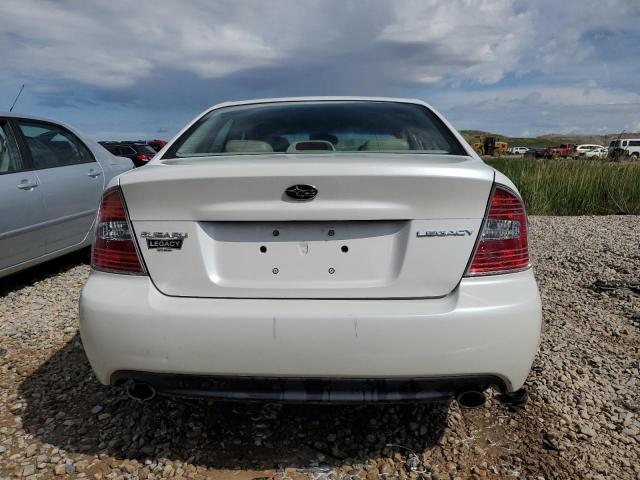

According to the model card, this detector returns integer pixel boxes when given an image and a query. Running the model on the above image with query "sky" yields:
[1,0,640,140]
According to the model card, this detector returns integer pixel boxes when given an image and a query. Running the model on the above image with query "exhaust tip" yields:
[456,390,486,409]
[126,382,156,402]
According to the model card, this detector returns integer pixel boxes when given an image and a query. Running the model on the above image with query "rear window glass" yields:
[133,144,156,155]
[18,121,93,169]
[101,144,119,154]
[166,101,466,158]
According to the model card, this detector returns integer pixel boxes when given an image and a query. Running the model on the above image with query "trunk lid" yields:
[120,153,494,298]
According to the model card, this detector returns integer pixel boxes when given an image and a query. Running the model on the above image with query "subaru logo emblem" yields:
[285,184,318,201]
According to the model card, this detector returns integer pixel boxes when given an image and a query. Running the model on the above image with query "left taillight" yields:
[91,187,146,275]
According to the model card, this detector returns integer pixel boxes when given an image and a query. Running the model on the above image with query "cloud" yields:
[0,0,530,90]
[380,0,532,84]
[437,86,640,135]
[0,0,279,88]
[1,0,639,137]
[438,86,640,108]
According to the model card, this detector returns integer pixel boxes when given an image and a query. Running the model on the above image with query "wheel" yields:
[631,152,639,161]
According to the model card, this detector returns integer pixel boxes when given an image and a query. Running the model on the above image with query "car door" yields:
[15,119,104,254]
[0,119,47,270]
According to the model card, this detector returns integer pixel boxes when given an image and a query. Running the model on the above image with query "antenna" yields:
[9,84,25,112]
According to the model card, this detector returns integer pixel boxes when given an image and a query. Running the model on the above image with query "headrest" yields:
[224,140,273,153]
[286,140,335,153]
[361,138,410,151]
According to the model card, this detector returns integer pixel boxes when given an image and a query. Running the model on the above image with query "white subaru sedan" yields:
[79,97,541,403]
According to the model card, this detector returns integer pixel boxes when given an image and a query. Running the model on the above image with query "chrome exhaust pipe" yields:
[456,390,486,409]
[126,382,156,402]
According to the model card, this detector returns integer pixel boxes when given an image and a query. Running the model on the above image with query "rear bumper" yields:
[79,269,541,398]
[112,371,506,402]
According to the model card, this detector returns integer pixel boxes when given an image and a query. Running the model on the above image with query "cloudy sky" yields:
[1,0,639,140]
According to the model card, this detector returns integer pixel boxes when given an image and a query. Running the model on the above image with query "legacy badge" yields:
[141,231,188,251]
[417,229,473,238]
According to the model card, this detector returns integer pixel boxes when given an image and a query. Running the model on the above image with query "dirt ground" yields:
[1,216,638,479]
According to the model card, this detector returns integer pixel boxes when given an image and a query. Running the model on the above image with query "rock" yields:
[75,460,89,473]
[1,216,640,480]
[91,405,104,414]
[21,464,36,476]
[25,444,37,457]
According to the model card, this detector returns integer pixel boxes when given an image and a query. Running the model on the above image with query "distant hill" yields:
[460,130,639,149]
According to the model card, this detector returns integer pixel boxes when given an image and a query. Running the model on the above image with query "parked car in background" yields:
[584,146,608,159]
[524,148,546,159]
[575,144,604,157]
[80,97,542,404]
[148,139,167,152]
[0,113,134,279]
[608,139,640,160]
[99,141,157,167]
[509,146,529,155]
[544,144,575,158]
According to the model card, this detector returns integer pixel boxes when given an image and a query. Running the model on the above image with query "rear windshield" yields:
[166,101,466,158]
[133,144,157,155]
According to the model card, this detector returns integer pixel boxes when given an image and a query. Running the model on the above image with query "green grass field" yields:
[484,157,640,215]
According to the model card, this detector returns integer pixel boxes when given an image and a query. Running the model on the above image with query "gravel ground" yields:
[0,216,638,480]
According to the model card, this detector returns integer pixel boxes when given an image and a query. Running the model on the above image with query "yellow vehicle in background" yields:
[471,136,509,156]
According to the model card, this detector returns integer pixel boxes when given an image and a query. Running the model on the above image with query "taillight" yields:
[135,154,151,162]
[91,187,146,275]
[465,186,530,276]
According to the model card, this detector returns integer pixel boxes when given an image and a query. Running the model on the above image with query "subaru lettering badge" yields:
[285,184,318,201]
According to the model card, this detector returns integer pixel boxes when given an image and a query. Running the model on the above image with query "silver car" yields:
[0,113,134,278]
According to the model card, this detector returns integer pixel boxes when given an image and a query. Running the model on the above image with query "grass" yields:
[484,157,640,215]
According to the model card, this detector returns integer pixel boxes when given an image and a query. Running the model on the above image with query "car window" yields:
[134,144,156,155]
[168,101,466,158]
[629,140,640,147]
[76,136,95,162]
[121,146,136,155]
[18,121,93,169]
[0,122,24,174]
[101,144,118,154]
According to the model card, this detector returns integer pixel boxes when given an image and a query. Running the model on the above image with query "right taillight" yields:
[91,187,146,275]
[465,185,530,276]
